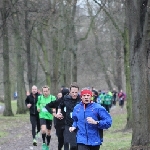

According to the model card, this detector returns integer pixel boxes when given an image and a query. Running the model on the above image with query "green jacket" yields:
[99,94,105,104]
[36,95,56,120]
[104,94,112,105]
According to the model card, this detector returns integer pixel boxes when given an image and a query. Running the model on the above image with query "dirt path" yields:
[0,119,58,150]
[0,103,125,150]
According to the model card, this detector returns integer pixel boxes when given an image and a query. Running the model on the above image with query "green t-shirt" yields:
[104,94,112,105]
[36,95,56,120]
[99,94,105,104]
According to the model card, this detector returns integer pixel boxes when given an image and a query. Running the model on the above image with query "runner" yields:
[69,88,112,150]
[57,82,81,150]
[36,85,56,150]
[45,88,70,150]
[25,85,41,146]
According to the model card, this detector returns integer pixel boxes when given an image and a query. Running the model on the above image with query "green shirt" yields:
[99,94,105,104]
[104,94,112,105]
[36,95,56,120]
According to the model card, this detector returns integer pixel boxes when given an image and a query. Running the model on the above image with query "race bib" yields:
[42,107,48,112]
[70,112,72,118]
[64,107,66,112]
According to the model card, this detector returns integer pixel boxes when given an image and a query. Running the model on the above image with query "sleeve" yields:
[97,107,112,129]
[58,100,65,109]
[25,96,29,106]
[72,107,78,128]
[36,96,41,110]
[45,100,58,113]
[51,95,56,101]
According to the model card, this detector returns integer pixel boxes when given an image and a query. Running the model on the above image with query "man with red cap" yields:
[69,88,112,150]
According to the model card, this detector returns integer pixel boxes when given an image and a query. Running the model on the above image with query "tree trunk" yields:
[71,0,78,82]
[13,14,26,114]
[24,0,32,90]
[129,0,150,148]
[1,0,14,116]
[124,20,132,129]
[115,38,122,91]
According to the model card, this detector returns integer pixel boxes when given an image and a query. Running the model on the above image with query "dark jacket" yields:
[59,94,81,126]
[45,88,70,127]
[25,92,40,115]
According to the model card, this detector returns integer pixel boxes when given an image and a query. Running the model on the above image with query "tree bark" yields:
[128,0,150,148]
[24,0,32,90]
[1,0,13,116]
[13,13,26,114]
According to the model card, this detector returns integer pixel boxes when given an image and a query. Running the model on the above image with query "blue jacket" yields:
[72,102,112,146]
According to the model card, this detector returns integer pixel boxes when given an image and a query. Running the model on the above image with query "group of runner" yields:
[95,88,126,112]
[25,83,113,150]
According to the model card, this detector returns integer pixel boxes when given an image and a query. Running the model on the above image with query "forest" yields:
[0,0,150,149]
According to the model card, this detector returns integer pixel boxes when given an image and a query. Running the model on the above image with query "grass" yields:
[0,101,132,149]
[0,101,29,139]
[101,106,132,150]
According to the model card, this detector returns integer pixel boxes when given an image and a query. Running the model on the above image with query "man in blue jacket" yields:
[69,89,112,150]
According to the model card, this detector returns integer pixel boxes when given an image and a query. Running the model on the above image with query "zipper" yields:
[84,104,88,144]
[34,97,35,114]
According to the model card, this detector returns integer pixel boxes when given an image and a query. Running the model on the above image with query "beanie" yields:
[80,89,92,97]
[61,88,69,97]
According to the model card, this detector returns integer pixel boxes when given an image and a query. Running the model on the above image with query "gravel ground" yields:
[0,120,58,150]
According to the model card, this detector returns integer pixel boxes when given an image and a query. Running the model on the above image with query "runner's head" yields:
[69,82,79,100]
[42,85,50,97]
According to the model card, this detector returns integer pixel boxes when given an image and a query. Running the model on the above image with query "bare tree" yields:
[1,0,13,116]
[128,0,150,148]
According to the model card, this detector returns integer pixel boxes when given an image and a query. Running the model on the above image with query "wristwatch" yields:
[96,121,100,124]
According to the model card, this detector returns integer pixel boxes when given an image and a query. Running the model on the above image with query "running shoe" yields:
[35,132,40,139]
[33,139,37,146]
[42,143,47,150]
[46,145,50,150]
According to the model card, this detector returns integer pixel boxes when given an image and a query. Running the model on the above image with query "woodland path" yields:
[0,104,125,150]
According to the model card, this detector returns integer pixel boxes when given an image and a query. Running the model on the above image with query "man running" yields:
[36,85,56,150]
[25,85,41,146]
[69,89,112,150]
[57,82,81,150]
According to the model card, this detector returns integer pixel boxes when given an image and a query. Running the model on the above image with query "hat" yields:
[62,88,69,97]
[80,89,92,97]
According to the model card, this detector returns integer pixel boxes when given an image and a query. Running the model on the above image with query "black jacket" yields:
[45,88,70,128]
[59,94,81,126]
[25,92,40,115]
[45,98,65,127]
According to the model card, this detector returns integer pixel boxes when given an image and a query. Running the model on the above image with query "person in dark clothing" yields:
[112,88,117,106]
[57,82,81,150]
[25,85,41,146]
[45,88,70,150]
[92,89,99,103]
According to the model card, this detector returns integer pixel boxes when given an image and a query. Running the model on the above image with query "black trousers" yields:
[30,114,40,139]
[78,144,100,150]
[56,126,69,150]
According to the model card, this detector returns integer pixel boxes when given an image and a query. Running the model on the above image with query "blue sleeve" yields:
[97,107,112,129]
[72,107,78,128]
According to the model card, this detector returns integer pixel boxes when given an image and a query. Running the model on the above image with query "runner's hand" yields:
[56,113,64,120]
[27,104,32,108]
[69,127,76,132]
[87,117,97,124]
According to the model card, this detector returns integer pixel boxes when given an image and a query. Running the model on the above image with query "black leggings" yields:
[30,114,40,139]
[56,126,69,150]
[78,144,100,150]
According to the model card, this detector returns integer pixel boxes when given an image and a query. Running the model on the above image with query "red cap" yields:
[80,89,92,97]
